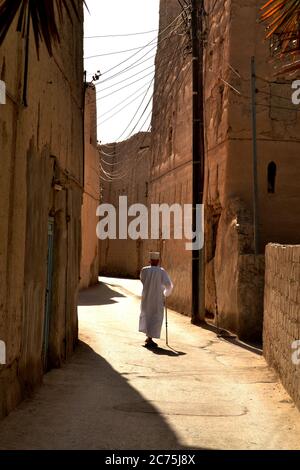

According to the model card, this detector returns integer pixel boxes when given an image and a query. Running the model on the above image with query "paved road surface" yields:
[0,278,299,450]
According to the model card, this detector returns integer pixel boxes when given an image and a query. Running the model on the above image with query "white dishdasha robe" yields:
[139,266,173,339]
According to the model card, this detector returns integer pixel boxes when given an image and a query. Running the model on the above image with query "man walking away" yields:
[139,252,173,348]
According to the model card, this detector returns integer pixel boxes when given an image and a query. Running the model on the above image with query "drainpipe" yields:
[82,71,87,188]
[251,57,259,255]
[191,0,205,323]
[22,10,30,107]
[65,187,69,359]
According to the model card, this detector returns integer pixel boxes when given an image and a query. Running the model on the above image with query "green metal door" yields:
[43,217,54,370]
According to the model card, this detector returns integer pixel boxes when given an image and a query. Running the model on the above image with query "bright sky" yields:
[84,0,160,144]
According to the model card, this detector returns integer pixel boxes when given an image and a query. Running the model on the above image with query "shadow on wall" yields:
[0,342,207,450]
[77,282,125,307]
[200,322,263,356]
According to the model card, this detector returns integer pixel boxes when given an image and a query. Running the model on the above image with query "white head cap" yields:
[149,252,160,260]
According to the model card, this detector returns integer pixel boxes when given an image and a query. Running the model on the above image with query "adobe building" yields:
[99,132,151,278]
[151,0,300,340]
[149,0,193,316]
[0,3,84,417]
[80,84,101,289]
[203,0,300,341]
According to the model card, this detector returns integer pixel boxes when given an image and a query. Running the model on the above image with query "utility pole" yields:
[22,11,31,107]
[191,0,205,323]
[82,71,88,188]
[251,56,259,255]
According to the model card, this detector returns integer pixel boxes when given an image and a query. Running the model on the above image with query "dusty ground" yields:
[0,277,299,450]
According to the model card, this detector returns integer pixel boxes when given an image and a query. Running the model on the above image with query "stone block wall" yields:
[264,244,300,409]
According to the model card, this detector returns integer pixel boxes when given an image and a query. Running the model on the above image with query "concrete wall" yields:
[80,84,100,289]
[264,244,300,410]
[150,0,193,315]
[0,4,83,418]
[99,133,151,278]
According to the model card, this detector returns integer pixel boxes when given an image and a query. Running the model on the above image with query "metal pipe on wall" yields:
[191,0,205,323]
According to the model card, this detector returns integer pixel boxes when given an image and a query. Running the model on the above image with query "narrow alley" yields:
[1,0,300,457]
[0,278,299,451]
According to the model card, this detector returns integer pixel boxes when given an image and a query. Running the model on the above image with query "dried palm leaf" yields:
[261,0,300,74]
[0,0,88,58]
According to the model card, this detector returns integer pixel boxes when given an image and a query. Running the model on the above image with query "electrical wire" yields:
[154,60,192,123]
[89,17,185,87]
[100,70,189,180]
[95,45,187,94]
[99,102,153,176]
[97,9,191,178]
[99,58,192,178]
[110,61,192,178]
[91,51,176,141]
[257,88,296,103]
[92,53,157,85]
[96,62,155,94]
[230,87,300,113]
[96,69,155,101]
[114,84,154,141]
[93,20,185,90]
[98,82,154,126]
[99,70,189,175]
[84,44,155,60]
[255,74,291,85]
[85,29,158,39]
[210,65,299,111]
[100,117,152,181]
[98,58,298,179]
[100,80,153,119]
[93,8,188,82]
[100,34,189,150]
[256,101,300,113]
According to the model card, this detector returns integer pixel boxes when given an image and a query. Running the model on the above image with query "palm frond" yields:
[261,0,300,73]
[0,0,87,58]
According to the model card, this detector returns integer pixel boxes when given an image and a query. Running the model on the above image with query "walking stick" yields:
[165,296,169,346]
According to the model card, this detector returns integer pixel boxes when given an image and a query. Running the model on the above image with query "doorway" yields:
[43,216,55,370]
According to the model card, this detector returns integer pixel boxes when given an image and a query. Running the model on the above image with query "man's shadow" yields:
[143,345,186,357]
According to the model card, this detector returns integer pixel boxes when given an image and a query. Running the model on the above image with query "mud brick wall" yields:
[0,1,84,418]
[80,85,100,289]
[99,133,151,278]
[264,244,300,409]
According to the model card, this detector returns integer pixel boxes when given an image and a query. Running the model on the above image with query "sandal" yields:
[145,339,158,348]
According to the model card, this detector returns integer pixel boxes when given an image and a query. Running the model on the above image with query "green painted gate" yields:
[43,217,55,370]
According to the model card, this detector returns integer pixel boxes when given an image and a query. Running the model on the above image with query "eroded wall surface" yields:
[80,85,100,289]
[0,4,83,417]
[204,0,300,339]
[150,0,193,315]
[99,133,151,278]
[264,244,300,410]
[97,0,300,343]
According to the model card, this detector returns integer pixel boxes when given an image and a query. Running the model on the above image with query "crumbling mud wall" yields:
[149,0,193,315]
[0,3,84,418]
[204,0,300,340]
[80,85,100,289]
[99,133,151,278]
